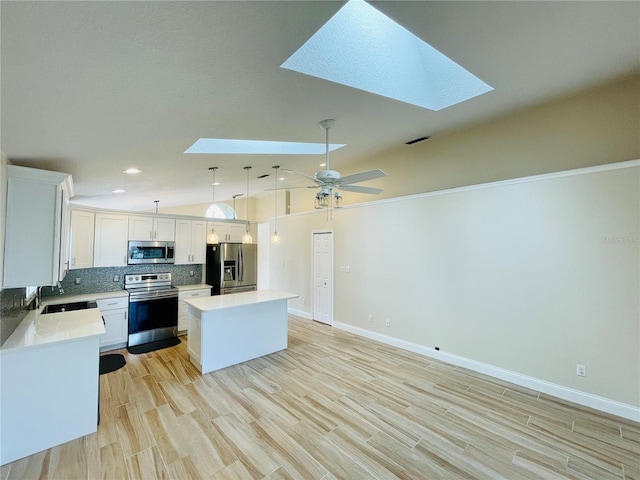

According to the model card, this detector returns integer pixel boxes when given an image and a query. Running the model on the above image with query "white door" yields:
[313,232,333,325]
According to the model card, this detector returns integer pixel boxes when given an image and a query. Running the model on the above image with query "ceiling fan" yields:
[283,119,387,209]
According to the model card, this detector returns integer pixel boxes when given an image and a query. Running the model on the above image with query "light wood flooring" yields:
[2,316,639,479]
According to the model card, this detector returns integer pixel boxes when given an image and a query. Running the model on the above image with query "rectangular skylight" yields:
[185,138,345,155]
[281,0,493,111]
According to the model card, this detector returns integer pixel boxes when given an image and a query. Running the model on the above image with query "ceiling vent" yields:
[405,136,431,145]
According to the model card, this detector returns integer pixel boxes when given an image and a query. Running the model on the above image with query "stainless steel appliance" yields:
[125,272,178,346]
[127,241,175,265]
[206,243,257,295]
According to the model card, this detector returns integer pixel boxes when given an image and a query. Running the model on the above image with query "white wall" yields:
[268,161,640,413]
[0,152,8,290]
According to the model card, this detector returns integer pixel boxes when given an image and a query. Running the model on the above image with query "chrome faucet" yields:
[56,281,65,295]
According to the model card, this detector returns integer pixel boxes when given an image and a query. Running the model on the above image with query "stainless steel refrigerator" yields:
[206,243,257,295]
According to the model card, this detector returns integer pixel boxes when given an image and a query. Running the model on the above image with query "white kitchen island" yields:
[0,306,105,465]
[185,289,297,374]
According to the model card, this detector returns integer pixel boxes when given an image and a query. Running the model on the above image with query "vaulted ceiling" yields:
[2,1,638,211]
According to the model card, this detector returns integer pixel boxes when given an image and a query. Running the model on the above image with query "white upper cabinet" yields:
[175,220,206,264]
[94,213,128,267]
[69,209,95,270]
[207,221,247,243]
[3,165,72,287]
[128,216,175,241]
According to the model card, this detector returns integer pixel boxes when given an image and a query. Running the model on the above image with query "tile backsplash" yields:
[0,287,31,345]
[42,264,204,298]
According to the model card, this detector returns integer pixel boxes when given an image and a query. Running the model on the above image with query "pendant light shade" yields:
[207,167,219,244]
[242,166,253,244]
[271,165,281,244]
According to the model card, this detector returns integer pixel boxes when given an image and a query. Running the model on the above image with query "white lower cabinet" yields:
[178,287,210,333]
[97,296,128,350]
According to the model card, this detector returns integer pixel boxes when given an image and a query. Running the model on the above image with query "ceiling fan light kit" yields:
[285,119,387,213]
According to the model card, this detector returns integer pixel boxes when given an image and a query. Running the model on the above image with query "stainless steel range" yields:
[125,272,178,347]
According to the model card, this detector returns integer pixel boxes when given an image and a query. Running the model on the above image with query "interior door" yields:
[313,232,333,325]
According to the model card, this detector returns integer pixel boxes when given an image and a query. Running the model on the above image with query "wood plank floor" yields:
[2,316,639,479]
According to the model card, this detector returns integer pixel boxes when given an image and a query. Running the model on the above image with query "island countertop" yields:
[184,289,298,312]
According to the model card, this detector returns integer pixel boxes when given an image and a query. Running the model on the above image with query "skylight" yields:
[185,138,345,155]
[280,0,493,111]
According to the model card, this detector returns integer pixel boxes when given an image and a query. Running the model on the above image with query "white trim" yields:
[283,159,640,219]
[334,321,640,422]
[288,307,312,320]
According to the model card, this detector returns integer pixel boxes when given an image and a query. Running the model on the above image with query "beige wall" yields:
[268,162,640,407]
[254,74,640,218]
[0,152,8,290]
[257,76,640,410]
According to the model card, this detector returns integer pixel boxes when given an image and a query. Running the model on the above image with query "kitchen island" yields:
[184,289,297,373]
[0,305,105,465]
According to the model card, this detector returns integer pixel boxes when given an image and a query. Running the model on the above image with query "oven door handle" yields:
[129,291,178,302]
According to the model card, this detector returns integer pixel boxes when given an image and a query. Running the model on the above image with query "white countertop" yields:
[2,308,106,351]
[185,289,297,312]
[176,284,211,292]
[2,291,125,351]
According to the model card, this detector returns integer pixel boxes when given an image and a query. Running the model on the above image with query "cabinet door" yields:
[94,214,128,267]
[174,220,192,265]
[128,216,153,241]
[190,221,206,263]
[69,210,95,269]
[227,223,248,242]
[3,172,60,287]
[100,309,127,347]
[153,218,175,241]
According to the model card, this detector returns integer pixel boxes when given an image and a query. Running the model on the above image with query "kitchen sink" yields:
[41,300,98,314]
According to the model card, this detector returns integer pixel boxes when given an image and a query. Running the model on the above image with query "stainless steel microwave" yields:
[127,241,175,264]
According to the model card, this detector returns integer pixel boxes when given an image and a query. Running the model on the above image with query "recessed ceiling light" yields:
[281,0,493,111]
[319,163,326,167]
[123,168,141,174]
[112,189,126,194]
[211,182,221,186]
[184,138,345,155]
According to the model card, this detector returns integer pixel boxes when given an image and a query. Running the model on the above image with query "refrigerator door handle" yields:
[239,246,244,282]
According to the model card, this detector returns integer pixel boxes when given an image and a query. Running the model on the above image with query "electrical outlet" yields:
[74,278,81,285]
[346,265,350,273]
[340,265,346,272]
[385,319,390,327]
[368,314,373,323]
[576,364,586,377]
[190,270,194,276]
[113,275,119,282]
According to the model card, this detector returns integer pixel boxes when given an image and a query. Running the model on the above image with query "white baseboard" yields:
[288,308,312,320]
[333,321,640,423]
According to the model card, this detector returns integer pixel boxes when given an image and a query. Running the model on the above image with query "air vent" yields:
[405,136,431,145]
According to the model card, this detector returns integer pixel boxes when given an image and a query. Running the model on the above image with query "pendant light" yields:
[271,165,281,244]
[206,167,219,244]
[241,166,253,244]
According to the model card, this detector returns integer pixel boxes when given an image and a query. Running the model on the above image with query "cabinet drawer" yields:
[97,297,129,311]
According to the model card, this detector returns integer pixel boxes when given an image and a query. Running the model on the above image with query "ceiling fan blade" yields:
[338,169,387,185]
[338,184,384,194]
[264,185,317,191]
[281,168,323,185]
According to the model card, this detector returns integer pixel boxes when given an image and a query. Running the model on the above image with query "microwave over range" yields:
[128,241,175,265]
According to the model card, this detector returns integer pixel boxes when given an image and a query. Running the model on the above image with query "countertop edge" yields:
[185,289,298,312]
